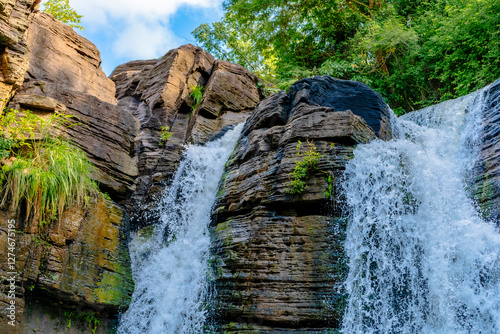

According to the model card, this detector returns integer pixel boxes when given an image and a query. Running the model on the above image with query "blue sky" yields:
[41,0,224,75]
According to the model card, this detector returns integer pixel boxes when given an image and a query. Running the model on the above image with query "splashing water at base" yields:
[118,124,243,334]
[342,86,500,333]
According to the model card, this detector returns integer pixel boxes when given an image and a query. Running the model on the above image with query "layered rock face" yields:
[210,76,392,332]
[8,12,139,199]
[468,79,500,222]
[0,10,135,333]
[0,199,134,333]
[0,8,263,333]
[0,0,36,109]
[110,45,262,213]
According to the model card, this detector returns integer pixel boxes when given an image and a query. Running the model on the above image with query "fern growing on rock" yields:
[287,140,323,194]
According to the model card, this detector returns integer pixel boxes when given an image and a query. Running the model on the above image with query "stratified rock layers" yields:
[0,0,35,109]
[468,79,500,222]
[9,12,139,199]
[110,46,262,212]
[210,76,391,332]
[0,9,135,334]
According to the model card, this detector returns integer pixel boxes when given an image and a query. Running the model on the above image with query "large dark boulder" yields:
[288,76,392,139]
[210,76,391,332]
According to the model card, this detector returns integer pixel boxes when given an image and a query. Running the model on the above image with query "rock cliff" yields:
[0,4,263,333]
[1,1,498,333]
[0,7,135,334]
[109,45,262,216]
[209,76,391,332]
[469,79,500,223]
[0,0,34,110]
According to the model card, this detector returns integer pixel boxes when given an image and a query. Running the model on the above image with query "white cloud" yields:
[41,0,222,60]
[70,0,219,22]
[112,21,180,59]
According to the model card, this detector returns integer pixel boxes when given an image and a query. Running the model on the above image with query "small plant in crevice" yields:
[63,311,100,333]
[159,126,173,147]
[190,85,205,112]
[324,173,336,199]
[287,140,323,194]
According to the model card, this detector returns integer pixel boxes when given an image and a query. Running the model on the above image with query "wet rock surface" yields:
[210,77,390,331]
[469,79,500,223]
[0,198,134,333]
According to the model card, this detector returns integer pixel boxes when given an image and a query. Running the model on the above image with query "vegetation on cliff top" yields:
[42,0,84,30]
[193,0,500,114]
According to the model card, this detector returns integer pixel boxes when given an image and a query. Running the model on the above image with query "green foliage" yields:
[324,173,335,199]
[63,311,100,333]
[159,126,173,147]
[42,0,84,30]
[287,140,323,195]
[194,0,500,114]
[0,109,38,160]
[190,85,205,111]
[0,110,98,229]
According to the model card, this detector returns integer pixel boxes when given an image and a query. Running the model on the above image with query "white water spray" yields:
[118,124,243,334]
[342,86,500,333]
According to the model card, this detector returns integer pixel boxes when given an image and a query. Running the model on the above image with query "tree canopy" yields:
[193,0,500,114]
[42,0,84,30]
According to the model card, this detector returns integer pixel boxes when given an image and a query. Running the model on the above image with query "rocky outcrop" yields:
[210,76,391,332]
[0,10,135,334]
[0,0,36,109]
[468,79,500,223]
[109,45,262,214]
[8,12,139,199]
[0,198,134,333]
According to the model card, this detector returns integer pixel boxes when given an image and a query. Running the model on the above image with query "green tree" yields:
[193,0,500,114]
[42,0,84,30]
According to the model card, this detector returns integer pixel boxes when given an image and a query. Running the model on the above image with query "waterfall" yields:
[342,86,500,333]
[118,124,243,334]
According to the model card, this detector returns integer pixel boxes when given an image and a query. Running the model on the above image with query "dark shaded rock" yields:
[210,76,391,331]
[468,79,500,223]
[287,76,392,139]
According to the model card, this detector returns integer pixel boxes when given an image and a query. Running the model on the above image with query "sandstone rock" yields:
[24,12,117,104]
[210,76,390,331]
[110,45,262,214]
[8,12,139,199]
[0,0,36,110]
[189,60,261,144]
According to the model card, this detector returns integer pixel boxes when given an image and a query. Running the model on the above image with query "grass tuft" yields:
[0,109,99,229]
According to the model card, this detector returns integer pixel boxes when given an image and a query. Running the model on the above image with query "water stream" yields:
[118,124,243,334]
[342,86,500,333]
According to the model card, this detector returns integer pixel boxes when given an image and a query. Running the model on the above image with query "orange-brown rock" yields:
[110,45,263,214]
[0,0,37,109]
[8,12,139,199]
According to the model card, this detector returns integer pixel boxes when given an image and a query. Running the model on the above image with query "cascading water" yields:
[118,124,243,334]
[342,85,500,333]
